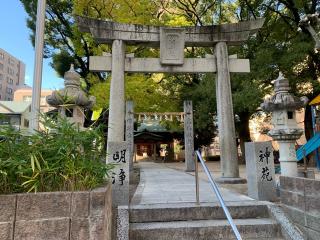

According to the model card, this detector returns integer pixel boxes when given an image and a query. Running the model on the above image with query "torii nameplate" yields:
[160,28,185,65]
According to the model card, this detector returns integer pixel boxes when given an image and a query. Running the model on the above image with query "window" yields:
[23,96,32,102]
[0,84,2,90]
[66,108,74,117]
[0,73,3,81]
[7,68,14,75]
[8,58,15,66]
[6,87,13,94]
[287,111,293,119]
[7,78,13,84]
[0,116,10,125]
[0,52,4,60]
[0,63,3,71]
[24,119,29,128]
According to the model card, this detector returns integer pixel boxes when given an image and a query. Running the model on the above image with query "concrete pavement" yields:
[130,162,252,205]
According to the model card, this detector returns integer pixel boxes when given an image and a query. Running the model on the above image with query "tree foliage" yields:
[20,0,320,149]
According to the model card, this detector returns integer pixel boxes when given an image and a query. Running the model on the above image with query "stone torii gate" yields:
[77,17,264,181]
[131,104,194,171]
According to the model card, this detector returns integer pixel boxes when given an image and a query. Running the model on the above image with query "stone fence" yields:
[0,184,112,240]
[280,176,320,240]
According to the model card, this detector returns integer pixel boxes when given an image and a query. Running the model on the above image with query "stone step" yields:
[130,218,282,240]
[130,201,269,223]
[246,239,285,240]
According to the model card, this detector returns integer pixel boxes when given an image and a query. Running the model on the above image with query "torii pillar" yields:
[108,40,126,143]
[215,42,241,182]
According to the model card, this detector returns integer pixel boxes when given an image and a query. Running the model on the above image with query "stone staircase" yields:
[129,201,285,240]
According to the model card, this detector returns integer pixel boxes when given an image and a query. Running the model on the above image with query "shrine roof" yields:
[0,101,31,114]
[134,130,183,143]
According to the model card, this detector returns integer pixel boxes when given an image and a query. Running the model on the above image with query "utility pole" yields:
[30,0,46,131]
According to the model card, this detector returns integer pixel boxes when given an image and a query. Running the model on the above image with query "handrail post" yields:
[195,150,242,240]
[303,148,307,177]
[195,153,200,205]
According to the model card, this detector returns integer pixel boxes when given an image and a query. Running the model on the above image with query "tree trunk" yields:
[237,111,252,164]
[304,105,313,140]
[304,104,316,167]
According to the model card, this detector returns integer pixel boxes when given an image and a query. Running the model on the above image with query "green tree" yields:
[20,0,183,112]
[181,73,217,148]
[21,0,320,155]
[158,0,319,155]
[236,0,320,142]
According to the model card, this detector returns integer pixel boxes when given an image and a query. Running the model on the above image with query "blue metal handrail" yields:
[195,150,242,240]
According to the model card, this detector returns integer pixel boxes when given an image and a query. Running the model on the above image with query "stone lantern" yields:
[261,72,308,176]
[46,64,95,127]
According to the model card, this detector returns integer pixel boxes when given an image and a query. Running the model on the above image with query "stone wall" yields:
[280,176,320,240]
[0,184,112,240]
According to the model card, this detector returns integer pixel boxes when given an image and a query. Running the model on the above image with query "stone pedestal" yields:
[107,141,129,206]
[117,206,129,240]
[108,40,126,143]
[245,141,276,201]
[125,101,134,172]
[184,100,195,171]
[215,42,239,178]
[278,141,298,177]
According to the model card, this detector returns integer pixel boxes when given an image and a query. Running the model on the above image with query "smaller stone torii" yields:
[77,16,265,180]
[131,103,194,172]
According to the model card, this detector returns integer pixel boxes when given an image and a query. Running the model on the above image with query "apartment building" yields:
[0,48,25,101]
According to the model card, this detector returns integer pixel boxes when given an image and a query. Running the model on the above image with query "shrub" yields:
[0,116,113,194]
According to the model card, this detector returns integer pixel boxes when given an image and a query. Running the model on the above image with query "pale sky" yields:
[0,0,64,90]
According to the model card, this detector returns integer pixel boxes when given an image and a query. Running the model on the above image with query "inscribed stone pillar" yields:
[108,40,125,143]
[107,141,129,206]
[107,142,129,240]
[184,100,195,171]
[245,141,276,201]
[215,42,239,179]
[125,101,134,171]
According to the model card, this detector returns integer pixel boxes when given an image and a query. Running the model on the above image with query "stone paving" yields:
[131,160,320,199]
[130,162,252,205]
[164,161,320,196]
[164,161,320,180]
